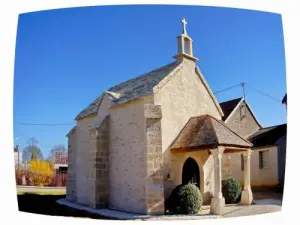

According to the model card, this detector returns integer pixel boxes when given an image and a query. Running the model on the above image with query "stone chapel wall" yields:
[108,98,149,214]
[154,59,222,198]
[66,128,77,202]
[75,116,95,205]
[88,116,110,208]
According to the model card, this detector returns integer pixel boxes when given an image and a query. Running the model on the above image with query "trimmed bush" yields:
[222,178,241,204]
[166,183,202,215]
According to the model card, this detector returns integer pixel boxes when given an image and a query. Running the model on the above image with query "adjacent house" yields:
[54,152,68,174]
[282,94,287,106]
[277,93,287,187]
[54,152,68,187]
[219,97,287,188]
[66,19,285,215]
[14,145,23,169]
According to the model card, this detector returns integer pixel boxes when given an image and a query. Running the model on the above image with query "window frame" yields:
[259,150,270,169]
[241,154,244,171]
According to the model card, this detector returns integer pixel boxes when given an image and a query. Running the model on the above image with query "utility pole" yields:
[17,145,20,171]
[241,82,246,100]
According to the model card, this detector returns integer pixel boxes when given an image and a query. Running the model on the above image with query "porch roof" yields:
[170,115,253,152]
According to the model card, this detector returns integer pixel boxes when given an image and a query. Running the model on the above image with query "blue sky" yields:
[13,5,286,158]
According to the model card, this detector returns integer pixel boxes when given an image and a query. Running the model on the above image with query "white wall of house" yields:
[14,151,22,166]
[230,146,278,187]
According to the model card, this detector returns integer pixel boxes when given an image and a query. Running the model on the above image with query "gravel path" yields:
[56,191,283,220]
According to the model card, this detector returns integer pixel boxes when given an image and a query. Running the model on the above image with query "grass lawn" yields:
[17,190,66,195]
[17,186,66,195]
[17,193,110,219]
[17,191,66,195]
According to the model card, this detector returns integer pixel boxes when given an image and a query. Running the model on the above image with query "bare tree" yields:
[22,137,44,163]
[47,144,66,165]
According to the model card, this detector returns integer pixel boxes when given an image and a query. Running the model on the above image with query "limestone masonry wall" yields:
[108,98,149,214]
[169,150,214,204]
[97,94,112,124]
[76,116,95,205]
[66,128,77,202]
[88,116,110,208]
[144,104,165,215]
[154,59,221,198]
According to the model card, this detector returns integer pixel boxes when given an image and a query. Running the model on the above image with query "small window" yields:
[240,105,246,120]
[241,154,244,171]
[259,151,269,169]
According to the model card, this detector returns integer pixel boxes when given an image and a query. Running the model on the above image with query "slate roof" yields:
[170,115,253,150]
[75,61,181,120]
[282,94,287,104]
[247,124,287,148]
[219,97,243,121]
[66,126,77,137]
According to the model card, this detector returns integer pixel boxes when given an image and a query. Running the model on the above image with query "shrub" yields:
[15,160,55,187]
[222,178,241,204]
[166,183,202,215]
[15,170,23,185]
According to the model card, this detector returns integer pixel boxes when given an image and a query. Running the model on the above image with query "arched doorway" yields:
[182,157,200,188]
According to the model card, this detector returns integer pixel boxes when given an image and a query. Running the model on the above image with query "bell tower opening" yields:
[173,18,198,62]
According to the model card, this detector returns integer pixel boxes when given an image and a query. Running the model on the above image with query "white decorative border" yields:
[1,2,297,225]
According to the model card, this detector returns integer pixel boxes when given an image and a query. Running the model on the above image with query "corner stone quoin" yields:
[144,104,162,119]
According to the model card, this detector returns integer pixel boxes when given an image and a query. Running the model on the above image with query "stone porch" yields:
[169,115,254,215]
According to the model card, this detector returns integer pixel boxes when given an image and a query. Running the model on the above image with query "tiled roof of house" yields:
[75,61,181,120]
[170,114,253,150]
[247,123,287,148]
[219,97,243,121]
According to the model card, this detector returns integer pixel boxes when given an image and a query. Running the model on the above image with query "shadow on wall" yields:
[159,149,214,206]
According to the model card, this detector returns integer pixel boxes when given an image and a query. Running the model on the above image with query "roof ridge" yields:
[153,61,184,94]
[260,123,287,130]
[206,115,220,144]
[75,93,104,120]
[220,97,243,104]
[75,61,180,120]
[108,61,178,92]
[208,115,253,146]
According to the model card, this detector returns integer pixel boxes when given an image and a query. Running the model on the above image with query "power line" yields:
[241,82,246,100]
[246,84,282,103]
[15,122,75,126]
[14,130,51,149]
[14,83,282,128]
[213,83,242,95]
[213,82,282,104]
